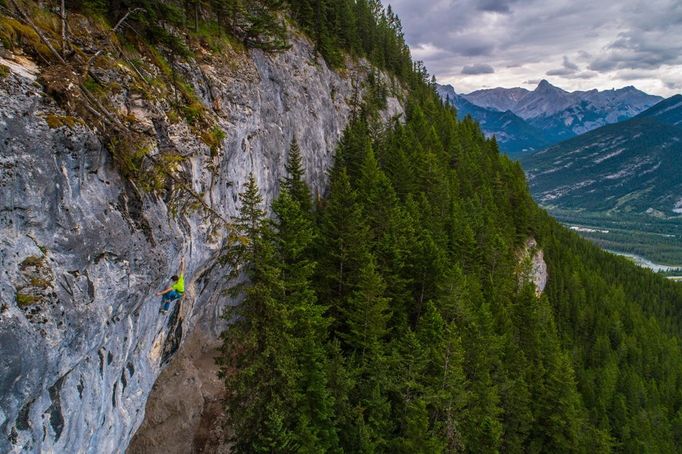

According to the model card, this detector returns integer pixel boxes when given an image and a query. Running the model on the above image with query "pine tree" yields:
[272,186,338,451]
[339,259,390,361]
[393,400,446,453]
[529,298,585,452]
[282,137,312,213]
[340,259,393,451]
[219,174,293,452]
[461,294,503,453]
[416,302,468,452]
[316,164,370,325]
[357,142,397,240]
[223,172,267,272]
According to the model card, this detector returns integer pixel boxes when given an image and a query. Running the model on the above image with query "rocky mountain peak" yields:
[514,79,572,119]
[459,86,529,112]
[436,83,457,99]
[535,79,564,93]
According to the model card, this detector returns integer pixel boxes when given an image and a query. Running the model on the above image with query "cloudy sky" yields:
[386,0,682,96]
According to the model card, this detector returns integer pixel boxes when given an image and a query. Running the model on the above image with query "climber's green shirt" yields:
[171,273,185,293]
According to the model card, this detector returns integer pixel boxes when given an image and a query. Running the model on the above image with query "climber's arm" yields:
[156,286,173,296]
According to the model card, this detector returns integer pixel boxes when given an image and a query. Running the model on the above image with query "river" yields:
[606,250,682,277]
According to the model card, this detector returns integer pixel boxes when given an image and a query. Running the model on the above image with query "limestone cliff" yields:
[0,29,402,453]
[518,238,548,296]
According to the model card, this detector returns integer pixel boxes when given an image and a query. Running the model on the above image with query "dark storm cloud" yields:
[546,56,580,76]
[462,64,495,74]
[476,0,516,13]
[459,41,496,57]
[565,71,598,79]
[387,0,682,95]
[616,70,657,81]
[388,0,622,73]
[562,56,578,71]
[546,68,574,76]
[588,29,682,71]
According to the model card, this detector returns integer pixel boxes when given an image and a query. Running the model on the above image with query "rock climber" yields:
[157,257,185,314]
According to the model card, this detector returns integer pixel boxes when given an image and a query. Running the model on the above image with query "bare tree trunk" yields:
[171,49,180,111]
[61,0,67,57]
[183,0,190,28]
[82,8,143,77]
[194,1,199,33]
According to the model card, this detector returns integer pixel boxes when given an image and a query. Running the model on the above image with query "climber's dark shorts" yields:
[161,290,183,310]
[162,290,183,302]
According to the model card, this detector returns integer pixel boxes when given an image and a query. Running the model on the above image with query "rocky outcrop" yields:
[518,238,548,296]
[0,32,403,453]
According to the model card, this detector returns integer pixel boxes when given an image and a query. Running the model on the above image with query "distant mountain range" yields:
[519,94,682,267]
[521,94,682,216]
[437,80,662,153]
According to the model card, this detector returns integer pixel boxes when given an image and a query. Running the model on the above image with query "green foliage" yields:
[286,0,412,79]
[105,136,150,179]
[315,164,371,325]
[218,73,682,452]
[0,16,52,59]
[19,256,45,269]
[219,172,338,452]
[282,138,312,213]
[201,126,226,156]
[70,0,289,52]
[84,0,415,74]
[45,114,81,129]
[16,292,41,307]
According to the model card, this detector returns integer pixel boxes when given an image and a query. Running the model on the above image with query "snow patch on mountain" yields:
[593,148,625,164]
[539,179,596,201]
[640,161,662,176]
[674,198,682,214]
[604,158,654,180]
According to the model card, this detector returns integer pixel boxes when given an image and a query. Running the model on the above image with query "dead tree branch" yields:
[61,0,67,58]
[82,7,144,77]
[9,0,66,64]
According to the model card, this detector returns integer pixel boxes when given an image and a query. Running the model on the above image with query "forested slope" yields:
[218,11,682,449]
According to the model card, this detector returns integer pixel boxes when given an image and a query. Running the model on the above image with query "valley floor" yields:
[545,207,682,275]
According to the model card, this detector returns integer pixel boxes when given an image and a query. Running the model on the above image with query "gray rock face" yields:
[518,238,548,297]
[460,86,530,113]
[0,34,402,453]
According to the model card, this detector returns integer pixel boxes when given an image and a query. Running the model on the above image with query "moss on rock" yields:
[20,255,44,269]
[45,114,81,129]
[16,292,41,308]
